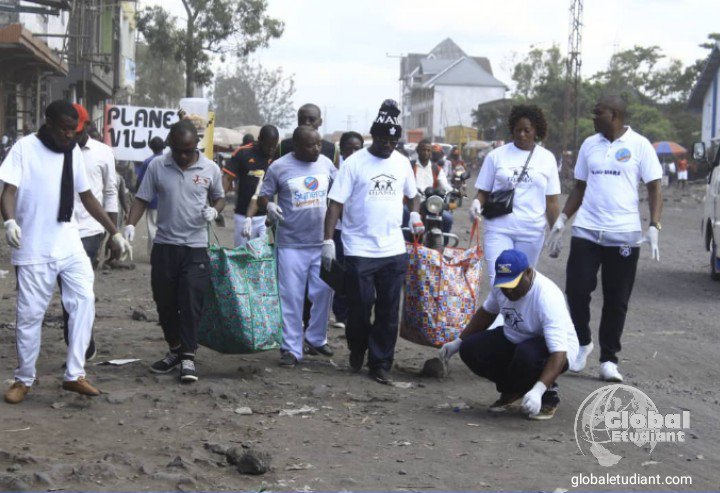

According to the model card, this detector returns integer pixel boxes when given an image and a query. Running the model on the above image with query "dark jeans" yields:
[61,233,104,352]
[344,253,408,371]
[565,236,639,364]
[150,244,211,354]
[459,327,564,403]
[331,228,348,324]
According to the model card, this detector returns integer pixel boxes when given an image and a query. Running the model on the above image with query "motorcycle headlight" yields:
[426,195,444,214]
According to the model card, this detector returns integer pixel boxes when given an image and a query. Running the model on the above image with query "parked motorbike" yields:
[403,188,460,250]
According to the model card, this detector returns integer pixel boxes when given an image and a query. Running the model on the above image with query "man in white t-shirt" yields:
[0,100,132,404]
[59,104,118,361]
[440,249,579,420]
[546,95,663,383]
[257,125,337,368]
[323,100,425,384]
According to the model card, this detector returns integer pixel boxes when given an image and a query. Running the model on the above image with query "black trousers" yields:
[344,253,408,371]
[460,327,563,402]
[150,244,211,354]
[331,228,348,324]
[565,236,639,364]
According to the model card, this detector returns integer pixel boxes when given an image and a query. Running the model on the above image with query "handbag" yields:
[481,146,535,219]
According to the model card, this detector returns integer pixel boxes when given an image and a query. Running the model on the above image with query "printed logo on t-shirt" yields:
[502,308,528,334]
[368,174,398,200]
[192,175,209,186]
[615,148,632,163]
[288,174,329,210]
[509,167,533,185]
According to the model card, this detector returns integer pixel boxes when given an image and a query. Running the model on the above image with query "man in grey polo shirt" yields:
[123,120,225,383]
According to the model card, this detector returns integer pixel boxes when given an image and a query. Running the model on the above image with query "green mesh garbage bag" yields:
[199,236,282,353]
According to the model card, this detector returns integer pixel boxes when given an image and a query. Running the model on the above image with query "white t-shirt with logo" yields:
[260,153,336,248]
[475,143,560,234]
[328,148,417,257]
[574,127,662,232]
[482,271,579,363]
[0,134,90,265]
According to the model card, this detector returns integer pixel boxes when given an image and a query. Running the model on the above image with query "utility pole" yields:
[561,0,583,172]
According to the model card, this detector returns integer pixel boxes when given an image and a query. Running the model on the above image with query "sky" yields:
[143,0,719,135]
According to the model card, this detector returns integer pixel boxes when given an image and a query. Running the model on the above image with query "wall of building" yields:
[19,11,69,52]
[431,85,505,141]
[701,66,720,147]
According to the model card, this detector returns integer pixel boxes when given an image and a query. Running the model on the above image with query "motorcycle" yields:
[403,188,461,250]
[450,164,471,204]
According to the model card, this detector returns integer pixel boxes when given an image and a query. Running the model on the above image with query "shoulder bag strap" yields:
[512,146,535,190]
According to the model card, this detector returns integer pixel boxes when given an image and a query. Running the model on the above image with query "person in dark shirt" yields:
[222,125,279,247]
[277,104,337,164]
[137,136,164,255]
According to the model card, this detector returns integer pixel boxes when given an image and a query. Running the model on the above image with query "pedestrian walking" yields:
[331,131,364,330]
[677,155,689,190]
[469,104,561,284]
[256,125,337,367]
[137,136,165,255]
[0,100,131,404]
[323,99,425,384]
[546,95,663,383]
[440,249,579,420]
[59,103,119,361]
[222,125,279,247]
[123,119,225,383]
[278,103,337,163]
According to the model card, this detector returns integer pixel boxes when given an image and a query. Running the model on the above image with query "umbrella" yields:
[213,127,245,148]
[652,141,687,156]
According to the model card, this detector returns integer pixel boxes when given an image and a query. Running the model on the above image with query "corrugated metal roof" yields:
[423,57,507,89]
[420,58,453,75]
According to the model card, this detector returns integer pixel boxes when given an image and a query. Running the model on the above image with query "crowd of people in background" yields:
[0,94,664,421]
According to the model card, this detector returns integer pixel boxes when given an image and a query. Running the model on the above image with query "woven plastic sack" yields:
[199,236,282,353]
[400,231,483,348]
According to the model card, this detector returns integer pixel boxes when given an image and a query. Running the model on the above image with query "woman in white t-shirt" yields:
[470,105,561,283]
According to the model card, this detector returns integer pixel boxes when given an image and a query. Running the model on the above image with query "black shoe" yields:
[180,359,198,383]
[85,338,97,361]
[279,350,298,368]
[349,350,365,372]
[488,393,522,413]
[150,351,182,373]
[369,367,391,385]
[304,341,334,357]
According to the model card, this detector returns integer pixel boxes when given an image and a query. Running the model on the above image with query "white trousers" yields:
[277,246,332,360]
[146,208,158,256]
[483,229,545,284]
[233,214,268,248]
[15,253,95,385]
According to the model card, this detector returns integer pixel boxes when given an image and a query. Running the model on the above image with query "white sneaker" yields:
[333,322,345,329]
[599,361,623,382]
[569,342,594,372]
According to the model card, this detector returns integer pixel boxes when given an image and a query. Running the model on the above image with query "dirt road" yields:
[0,182,718,491]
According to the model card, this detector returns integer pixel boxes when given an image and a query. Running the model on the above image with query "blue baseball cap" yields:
[494,249,529,289]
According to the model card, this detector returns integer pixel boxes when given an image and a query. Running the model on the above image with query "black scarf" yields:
[37,125,75,222]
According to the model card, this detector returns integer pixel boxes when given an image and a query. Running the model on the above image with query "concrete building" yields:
[0,0,136,137]
[400,38,507,142]
[689,42,720,153]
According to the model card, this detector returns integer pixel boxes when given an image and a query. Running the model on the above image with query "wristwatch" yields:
[649,222,662,230]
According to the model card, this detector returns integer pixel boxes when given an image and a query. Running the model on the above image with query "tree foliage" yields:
[133,42,185,108]
[473,35,719,157]
[212,60,296,128]
[136,0,284,97]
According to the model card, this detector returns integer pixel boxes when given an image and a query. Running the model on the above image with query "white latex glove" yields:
[469,198,482,222]
[643,226,660,261]
[202,206,218,223]
[266,202,284,224]
[547,213,568,258]
[112,232,133,261]
[321,239,336,271]
[4,219,21,248]
[122,224,135,242]
[409,211,425,236]
[521,381,547,417]
[439,338,462,362]
[241,217,253,238]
